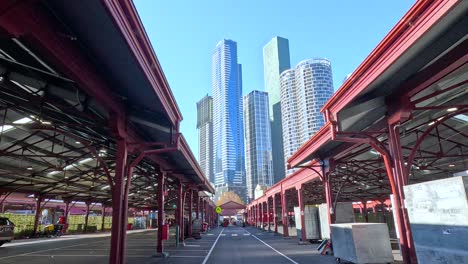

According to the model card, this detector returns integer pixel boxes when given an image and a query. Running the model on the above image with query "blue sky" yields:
[134,0,415,157]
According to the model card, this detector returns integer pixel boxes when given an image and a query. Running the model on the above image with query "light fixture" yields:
[75,141,81,145]
[449,164,455,167]
[78,158,94,164]
[428,121,435,126]
[101,185,110,190]
[27,167,33,170]
[0,125,14,133]
[47,170,61,176]
[13,117,33,124]
[447,107,458,112]
[63,164,75,170]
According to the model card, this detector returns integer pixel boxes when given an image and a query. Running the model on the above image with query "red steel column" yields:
[156,171,166,255]
[388,123,417,263]
[362,201,369,223]
[323,173,334,238]
[188,190,193,237]
[84,201,91,233]
[273,194,278,233]
[259,203,263,229]
[101,206,106,231]
[32,195,43,236]
[196,196,200,219]
[176,182,184,243]
[109,139,127,264]
[297,188,307,242]
[267,198,271,232]
[64,200,70,224]
[280,191,289,237]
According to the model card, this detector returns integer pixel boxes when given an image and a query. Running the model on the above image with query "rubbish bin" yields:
[127,223,133,230]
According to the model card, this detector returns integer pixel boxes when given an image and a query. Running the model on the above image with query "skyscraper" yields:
[263,36,290,184]
[197,95,214,184]
[212,39,245,201]
[244,90,273,202]
[280,59,334,176]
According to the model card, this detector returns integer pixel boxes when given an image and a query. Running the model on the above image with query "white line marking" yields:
[185,244,201,247]
[202,228,224,264]
[232,234,238,237]
[207,233,214,236]
[245,229,298,264]
[0,240,106,260]
[220,234,226,236]
[21,255,150,257]
[171,256,205,258]
[243,234,250,236]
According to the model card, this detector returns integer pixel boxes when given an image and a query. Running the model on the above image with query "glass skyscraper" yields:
[197,95,214,184]
[212,39,245,201]
[280,59,334,176]
[263,36,290,184]
[244,90,273,202]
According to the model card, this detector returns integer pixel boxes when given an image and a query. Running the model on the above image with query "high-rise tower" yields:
[197,95,214,184]
[263,36,290,184]
[280,59,334,176]
[244,90,273,202]
[212,39,245,201]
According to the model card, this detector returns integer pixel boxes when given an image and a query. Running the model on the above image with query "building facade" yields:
[280,59,334,176]
[212,39,245,201]
[197,95,214,184]
[244,91,273,202]
[263,36,290,184]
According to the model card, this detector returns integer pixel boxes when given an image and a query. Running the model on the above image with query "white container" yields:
[319,202,355,239]
[404,176,468,264]
[331,223,393,264]
[304,205,320,240]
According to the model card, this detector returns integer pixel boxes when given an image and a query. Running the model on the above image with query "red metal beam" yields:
[322,0,460,116]
[102,0,182,127]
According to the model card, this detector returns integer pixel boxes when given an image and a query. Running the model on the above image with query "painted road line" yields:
[201,228,224,264]
[0,240,108,260]
[243,233,250,236]
[220,234,226,236]
[207,233,214,236]
[244,229,298,264]
[171,256,205,258]
[185,244,201,247]
[232,234,238,237]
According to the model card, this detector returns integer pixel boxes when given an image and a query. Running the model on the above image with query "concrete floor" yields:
[0,226,389,264]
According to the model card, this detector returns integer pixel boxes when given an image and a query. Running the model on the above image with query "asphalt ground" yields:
[0,226,345,264]
[154,226,337,264]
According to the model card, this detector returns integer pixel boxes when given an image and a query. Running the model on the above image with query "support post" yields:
[273,194,278,233]
[32,195,43,236]
[267,198,271,232]
[175,181,183,245]
[323,170,334,238]
[109,139,127,264]
[259,203,263,229]
[84,201,91,233]
[188,189,193,238]
[102,206,106,231]
[297,188,307,242]
[64,200,70,224]
[156,171,166,255]
[362,201,369,223]
[280,191,289,237]
[388,123,417,263]
[196,195,200,219]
